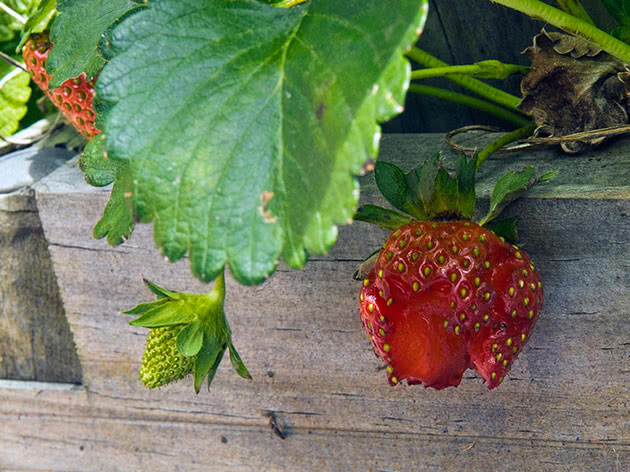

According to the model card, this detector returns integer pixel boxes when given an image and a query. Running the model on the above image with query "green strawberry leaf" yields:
[0,62,31,136]
[227,341,251,380]
[78,134,122,187]
[128,301,196,328]
[353,204,413,231]
[92,165,135,246]
[602,0,630,27]
[142,278,182,301]
[480,167,557,225]
[485,216,518,244]
[45,0,144,89]
[374,161,426,219]
[96,0,428,285]
[16,0,56,52]
[176,321,204,357]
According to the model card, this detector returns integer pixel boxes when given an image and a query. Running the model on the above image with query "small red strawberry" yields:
[22,32,100,139]
[359,221,542,389]
[354,153,554,389]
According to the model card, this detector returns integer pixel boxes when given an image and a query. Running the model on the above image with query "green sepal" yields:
[16,0,57,53]
[484,216,518,244]
[372,153,478,223]
[204,346,226,393]
[78,135,122,187]
[480,167,557,225]
[92,166,135,246]
[176,321,204,357]
[428,167,459,217]
[128,302,196,328]
[142,278,182,300]
[456,154,477,219]
[353,204,413,231]
[194,334,224,394]
[228,341,252,380]
[123,298,169,315]
[374,161,426,219]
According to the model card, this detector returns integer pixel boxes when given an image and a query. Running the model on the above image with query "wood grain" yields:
[0,189,81,383]
[7,133,629,470]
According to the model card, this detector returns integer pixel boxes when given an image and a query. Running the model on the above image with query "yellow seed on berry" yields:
[491,343,498,352]
[398,263,404,272]
[528,310,534,319]
[443,320,449,328]
[459,313,466,322]
[413,282,420,292]
[386,366,394,374]
[368,303,374,313]
[474,322,480,331]
[387,298,393,306]
[378,269,383,278]
[474,277,481,287]
[483,292,491,301]
[506,338,513,347]
[454,326,461,335]
[363,279,369,287]
[496,353,503,361]
[391,376,398,384]
[424,267,431,276]
[508,287,515,296]
[484,261,490,269]
[491,372,497,380]
[383,344,391,352]
[521,333,527,342]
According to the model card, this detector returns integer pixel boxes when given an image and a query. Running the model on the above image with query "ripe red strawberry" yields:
[22,32,100,139]
[359,220,543,390]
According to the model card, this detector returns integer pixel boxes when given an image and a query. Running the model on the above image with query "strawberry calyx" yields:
[125,272,251,393]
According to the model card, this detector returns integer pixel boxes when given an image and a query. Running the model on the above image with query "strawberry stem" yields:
[410,62,529,81]
[0,2,27,24]
[406,47,524,111]
[408,84,532,128]
[0,51,27,72]
[476,123,536,169]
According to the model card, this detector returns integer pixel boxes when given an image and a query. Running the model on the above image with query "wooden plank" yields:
[1,384,628,472]
[29,133,630,469]
[0,189,81,383]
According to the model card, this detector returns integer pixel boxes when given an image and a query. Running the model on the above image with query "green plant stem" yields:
[406,47,523,111]
[492,0,630,62]
[0,2,26,24]
[476,123,536,169]
[408,84,532,128]
[411,62,529,81]
[555,0,594,24]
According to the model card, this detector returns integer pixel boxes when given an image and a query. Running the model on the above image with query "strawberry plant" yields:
[1,0,628,392]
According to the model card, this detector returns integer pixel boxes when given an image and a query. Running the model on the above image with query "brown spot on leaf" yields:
[316,103,325,120]
[260,190,277,224]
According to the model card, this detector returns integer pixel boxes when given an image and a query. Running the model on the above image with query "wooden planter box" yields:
[1,134,629,470]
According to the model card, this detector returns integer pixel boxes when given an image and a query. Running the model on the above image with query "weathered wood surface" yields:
[387,0,617,133]
[0,189,81,383]
[2,133,629,471]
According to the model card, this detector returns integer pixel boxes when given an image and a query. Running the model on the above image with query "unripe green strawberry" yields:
[139,325,194,389]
